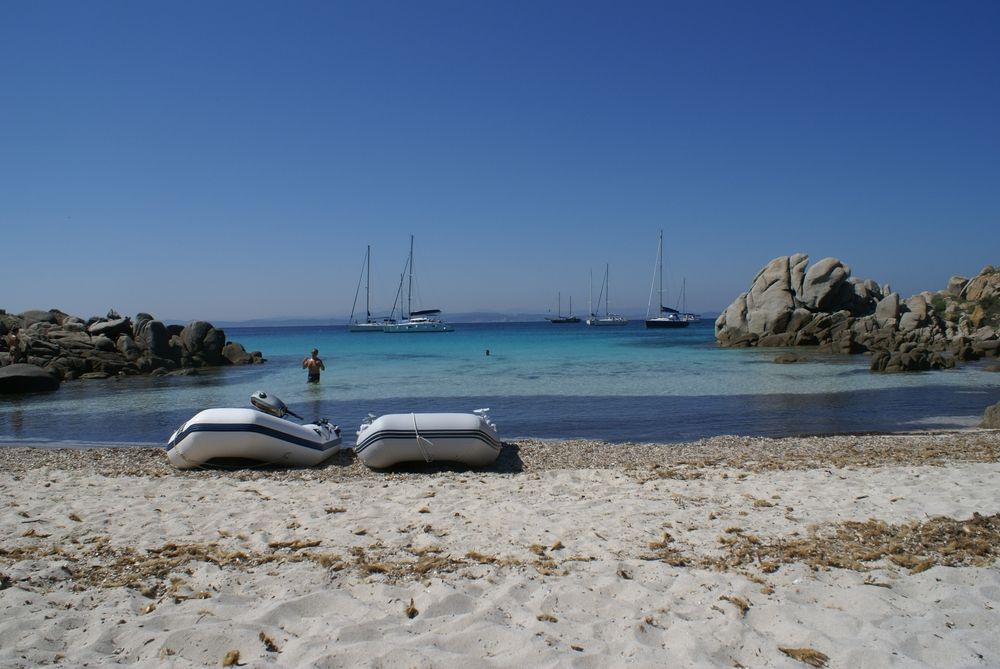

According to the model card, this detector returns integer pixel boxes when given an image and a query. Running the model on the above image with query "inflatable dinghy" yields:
[355,409,500,468]
[167,391,341,469]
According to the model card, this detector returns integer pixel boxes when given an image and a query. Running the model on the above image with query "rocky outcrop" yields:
[716,258,1000,373]
[1,309,264,386]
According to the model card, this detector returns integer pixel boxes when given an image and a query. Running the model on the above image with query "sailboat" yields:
[677,278,701,322]
[546,292,580,324]
[645,230,689,328]
[348,245,395,332]
[586,265,628,326]
[383,235,454,333]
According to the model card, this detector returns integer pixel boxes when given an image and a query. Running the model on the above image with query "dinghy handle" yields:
[411,413,434,463]
[473,408,497,432]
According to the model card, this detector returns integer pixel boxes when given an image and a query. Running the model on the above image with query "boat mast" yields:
[365,244,371,322]
[349,246,368,325]
[589,270,594,318]
[406,234,414,319]
[658,229,663,314]
[605,264,610,318]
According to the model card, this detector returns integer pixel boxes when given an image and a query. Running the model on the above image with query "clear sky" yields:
[2,1,997,321]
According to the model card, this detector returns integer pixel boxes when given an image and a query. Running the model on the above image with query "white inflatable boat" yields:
[355,409,501,468]
[167,391,342,469]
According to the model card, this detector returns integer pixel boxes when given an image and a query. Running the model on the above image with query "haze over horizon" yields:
[3,2,997,322]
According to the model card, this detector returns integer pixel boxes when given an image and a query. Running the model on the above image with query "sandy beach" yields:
[2,431,1000,668]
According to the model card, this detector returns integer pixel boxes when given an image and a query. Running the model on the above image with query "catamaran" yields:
[587,265,628,326]
[645,229,689,328]
[383,235,454,333]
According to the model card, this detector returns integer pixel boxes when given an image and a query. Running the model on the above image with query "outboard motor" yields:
[250,391,301,419]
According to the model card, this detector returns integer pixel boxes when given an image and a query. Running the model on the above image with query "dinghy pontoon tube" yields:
[167,391,342,469]
[355,409,501,468]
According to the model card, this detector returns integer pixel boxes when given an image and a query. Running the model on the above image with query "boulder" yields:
[0,363,60,393]
[180,321,226,365]
[62,321,87,333]
[92,335,115,352]
[87,317,132,339]
[116,334,143,362]
[743,256,796,336]
[757,333,795,347]
[875,293,900,328]
[973,326,997,341]
[898,295,928,332]
[947,276,969,297]
[45,356,89,380]
[785,308,815,333]
[134,319,172,358]
[48,331,95,351]
[963,266,998,302]
[715,294,749,342]
[82,351,130,376]
[972,340,1000,357]
[801,258,850,311]
[222,342,253,365]
[982,401,1000,429]
[20,310,58,327]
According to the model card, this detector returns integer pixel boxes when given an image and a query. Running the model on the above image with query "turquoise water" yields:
[1,321,998,446]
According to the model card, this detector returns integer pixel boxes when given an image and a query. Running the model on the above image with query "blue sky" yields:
[2,1,997,321]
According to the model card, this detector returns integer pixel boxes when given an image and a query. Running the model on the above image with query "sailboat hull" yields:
[587,316,628,326]
[349,322,390,332]
[383,318,453,332]
[645,317,689,328]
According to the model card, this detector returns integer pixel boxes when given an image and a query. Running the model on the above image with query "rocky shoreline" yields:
[0,309,263,393]
[715,256,1000,372]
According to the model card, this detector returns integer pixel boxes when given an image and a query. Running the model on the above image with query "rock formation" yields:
[716,257,999,372]
[0,309,264,386]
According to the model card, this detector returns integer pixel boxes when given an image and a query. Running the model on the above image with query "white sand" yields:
[2,434,1000,668]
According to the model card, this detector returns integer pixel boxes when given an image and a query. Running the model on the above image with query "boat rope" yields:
[411,412,434,462]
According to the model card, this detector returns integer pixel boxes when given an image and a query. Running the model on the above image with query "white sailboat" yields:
[587,264,628,326]
[383,235,454,333]
[348,245,394,332]
[677,278,701,322]
[645,230,689,329]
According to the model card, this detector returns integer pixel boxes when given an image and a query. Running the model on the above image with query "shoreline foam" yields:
[2,431,999,667]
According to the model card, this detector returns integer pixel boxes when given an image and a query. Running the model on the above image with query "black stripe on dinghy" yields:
[167,423,341,452]
[354,429,501,455]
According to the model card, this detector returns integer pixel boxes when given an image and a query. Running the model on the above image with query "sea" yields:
[1,320,999,448]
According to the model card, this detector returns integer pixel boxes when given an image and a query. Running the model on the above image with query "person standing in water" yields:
[302,348,325,383]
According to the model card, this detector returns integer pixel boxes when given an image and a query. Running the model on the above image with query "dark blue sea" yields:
[1,321,998,447]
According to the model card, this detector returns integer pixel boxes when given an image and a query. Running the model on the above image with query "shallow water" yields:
[1,321,997,446]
